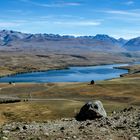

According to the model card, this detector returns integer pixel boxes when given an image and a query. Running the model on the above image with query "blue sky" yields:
[0,0,140,39]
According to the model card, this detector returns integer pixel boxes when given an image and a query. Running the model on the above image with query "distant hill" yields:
[123,37,140,51]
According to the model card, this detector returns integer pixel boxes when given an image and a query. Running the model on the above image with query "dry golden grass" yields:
[0,101,84,124]
[119,64,140,72]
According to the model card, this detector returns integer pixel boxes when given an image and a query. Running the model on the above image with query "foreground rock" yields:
[0,106,139,140]
[76,100,107,121]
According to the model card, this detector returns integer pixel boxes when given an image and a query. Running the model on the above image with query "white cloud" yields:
[124,1,134,5]
[64,2,81,6]
[0,20,27,28]
[0,22,20,27]
[0,18,101,32]
[19,0,81,7]
[105,9,140,17]
[37,2,81,7]
[54,20,101,26]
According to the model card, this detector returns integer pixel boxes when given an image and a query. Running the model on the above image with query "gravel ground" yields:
[0,107,140,140]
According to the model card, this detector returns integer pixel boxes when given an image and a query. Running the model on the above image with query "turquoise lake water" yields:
[0,63,133,83]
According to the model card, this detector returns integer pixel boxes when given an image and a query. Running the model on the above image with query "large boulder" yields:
[76,100,107,121]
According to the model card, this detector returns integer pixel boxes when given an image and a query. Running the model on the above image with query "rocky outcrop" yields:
[76,100,107,121]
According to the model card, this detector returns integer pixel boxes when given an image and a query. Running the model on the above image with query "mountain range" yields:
[0,30,139,52]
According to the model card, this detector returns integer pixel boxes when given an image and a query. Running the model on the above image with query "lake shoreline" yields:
[1,60,137,79]
[0,62,131,83]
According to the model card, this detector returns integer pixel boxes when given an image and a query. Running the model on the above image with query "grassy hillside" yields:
[0,51,139,77]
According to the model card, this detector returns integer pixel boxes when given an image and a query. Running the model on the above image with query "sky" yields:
[0,0,140,39]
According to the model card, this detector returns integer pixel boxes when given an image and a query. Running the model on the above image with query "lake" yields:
[0,63,133,83]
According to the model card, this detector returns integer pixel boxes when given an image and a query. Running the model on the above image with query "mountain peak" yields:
[123,37,140,51]
[94,34,110,39]
[93,34,117,41]
[93,34,119,45]
[118,38,128,45]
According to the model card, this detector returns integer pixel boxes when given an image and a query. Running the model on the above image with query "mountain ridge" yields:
[0,29,140,52]
[123,36,140,51]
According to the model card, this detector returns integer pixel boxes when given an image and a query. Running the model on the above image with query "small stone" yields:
[15,126,23,131]
[130,136,139,140]
[100,128,107,132]
[37,137,41,140]
[62,118,69,121]
[112,111,116,114]
[127,107,134,111]
[60,127,65,131]
[44,132,49,137]
[123,119,127,124]
[123,108,128,112]
[2,136,8,140]
[79,126,85,129]
[95,136,100,139]
[72,136,77,139]
[86,122,91,126]
[2,130,10,134]
[15,126,20,131]
[114,116,120,120]
[23,125,28,130]
[136,122,140,127]
[106,120,111,126]
[100,124,104,127]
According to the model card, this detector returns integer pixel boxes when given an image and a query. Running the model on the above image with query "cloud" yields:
[105,9,140,17]
[124,1,134,5]
[0,22,20,27]
[26,18,101,27]
[54,20,101,26]
[0,17,101,30]
[19,0,81,7]
[35,2,81,7]
[64,2,81,6]
[0,20,27,28]
[100,9,140,24]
